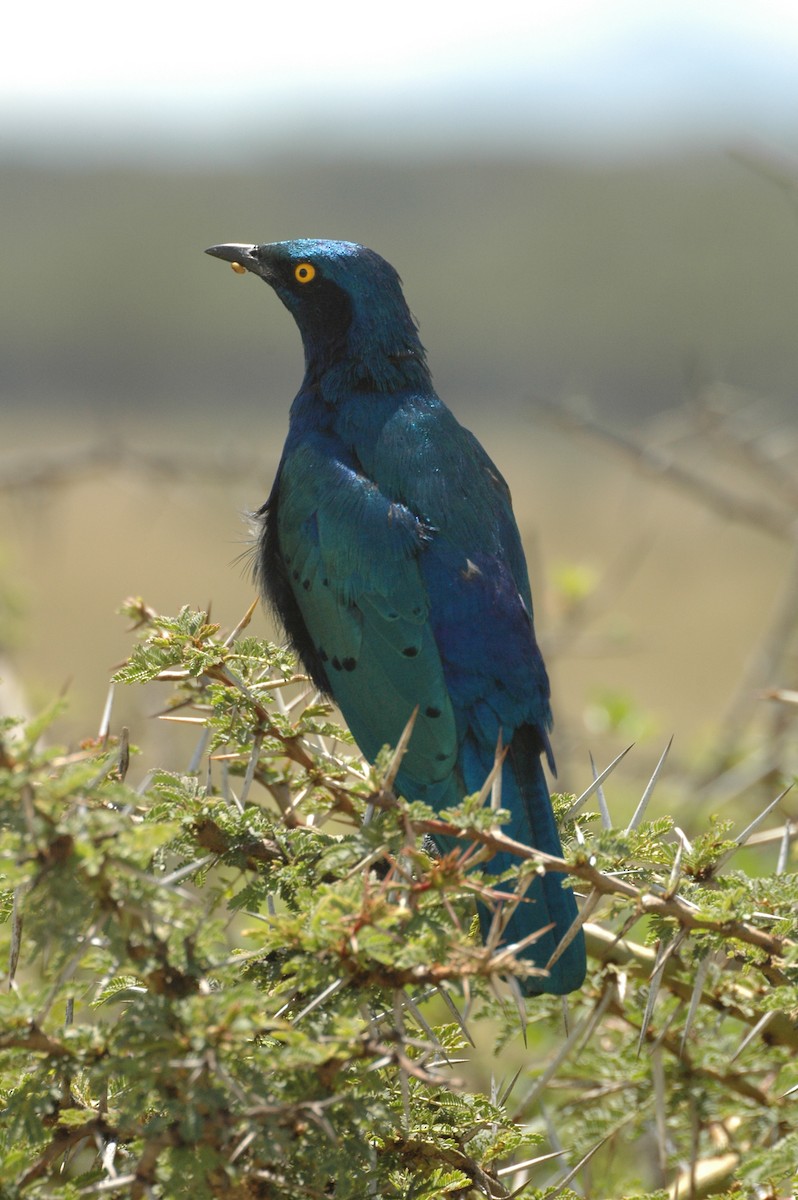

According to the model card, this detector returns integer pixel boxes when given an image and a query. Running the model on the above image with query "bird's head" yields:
[205,238,430,393]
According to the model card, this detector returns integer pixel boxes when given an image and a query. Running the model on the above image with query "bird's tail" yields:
[464,725,586,996]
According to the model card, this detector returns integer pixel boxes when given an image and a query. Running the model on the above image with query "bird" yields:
[205,238,586,995]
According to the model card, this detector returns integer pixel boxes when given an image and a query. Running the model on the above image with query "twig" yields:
[413,817,790,960]
[536,398,793,542]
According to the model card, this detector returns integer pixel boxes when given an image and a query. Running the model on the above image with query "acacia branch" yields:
[587,922,798,1051]
[536,398,794,542]
[414,816,789,960]
[0,440,267,494]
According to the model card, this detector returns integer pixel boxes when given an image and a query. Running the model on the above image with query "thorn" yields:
[284,684,314,714]
[9,885,27,986]
[475,740,508,810]
[116,726,130,783]
[434,985,476,1047]
[763,686,798,705]
[503,974,528,1044]
[398,990,449,1063]
[665,839,684,897]
[187,727,212,775]
[518,985,613,1112]
[688,1093,700,1200]
[540,1102,566,1162]
[482,887,511,952]
[152,668,191,682]
[777,821,792,875]
[649,997,685,1054]
[560,994,571,1038]
[672,825,693,854]
[237,729,262,811]
[136,770,155,797]
[490,730,504,812]
[637,938,672,1056]
[564,744,634,820]
[714,784,793,872]
[292,977,347,1024]
[679,952,713,1056]
[156,855,215,888]
[729,1009,775,1064]
[399,1065,410,1129]
[220,758,231,805]
[98,682,115,746]
[651,1046,668,1176]
[381,707,418,794]
[589,750,613,828]
[273,684,289,718]
[496,1148,567,1179]
[496,1065,523,1107]
[627,736,673,831]
[547,885,601,971]
[230,1130,258,1165]
[365,1054,394,1073]
[545,1126,620,1198]
[223,596,259,647]
[393,991,410,1130]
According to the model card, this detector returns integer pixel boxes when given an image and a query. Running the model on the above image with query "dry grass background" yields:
[3,147,798,825]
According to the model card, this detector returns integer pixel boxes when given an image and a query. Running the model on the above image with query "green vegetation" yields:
[1,603,796,1198]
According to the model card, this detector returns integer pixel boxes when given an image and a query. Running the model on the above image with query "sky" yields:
[4,0,798,159]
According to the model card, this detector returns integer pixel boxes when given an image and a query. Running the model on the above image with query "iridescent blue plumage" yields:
[206,238,586,995]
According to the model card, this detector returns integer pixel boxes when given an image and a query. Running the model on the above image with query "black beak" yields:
[205,243,260,274]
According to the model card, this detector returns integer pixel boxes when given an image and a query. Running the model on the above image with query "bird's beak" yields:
[205,243,260,276]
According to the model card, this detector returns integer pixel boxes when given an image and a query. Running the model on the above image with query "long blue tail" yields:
[462,725,586,996]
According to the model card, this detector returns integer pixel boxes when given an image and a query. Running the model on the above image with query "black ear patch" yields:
[292,273,354,352]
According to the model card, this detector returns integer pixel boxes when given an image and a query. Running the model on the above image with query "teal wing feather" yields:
[276,436,458,794]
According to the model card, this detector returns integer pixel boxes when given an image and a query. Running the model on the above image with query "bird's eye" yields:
[294,262,316,284]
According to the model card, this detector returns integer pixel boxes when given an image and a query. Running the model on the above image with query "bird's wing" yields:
[369,402,552,751]
[275,436,459,799]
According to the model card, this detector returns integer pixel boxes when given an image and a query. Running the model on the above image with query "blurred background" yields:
[3,0,798,820]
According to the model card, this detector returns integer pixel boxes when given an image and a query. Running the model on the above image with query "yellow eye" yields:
[294,262,316,284]
[230,262,247,275]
